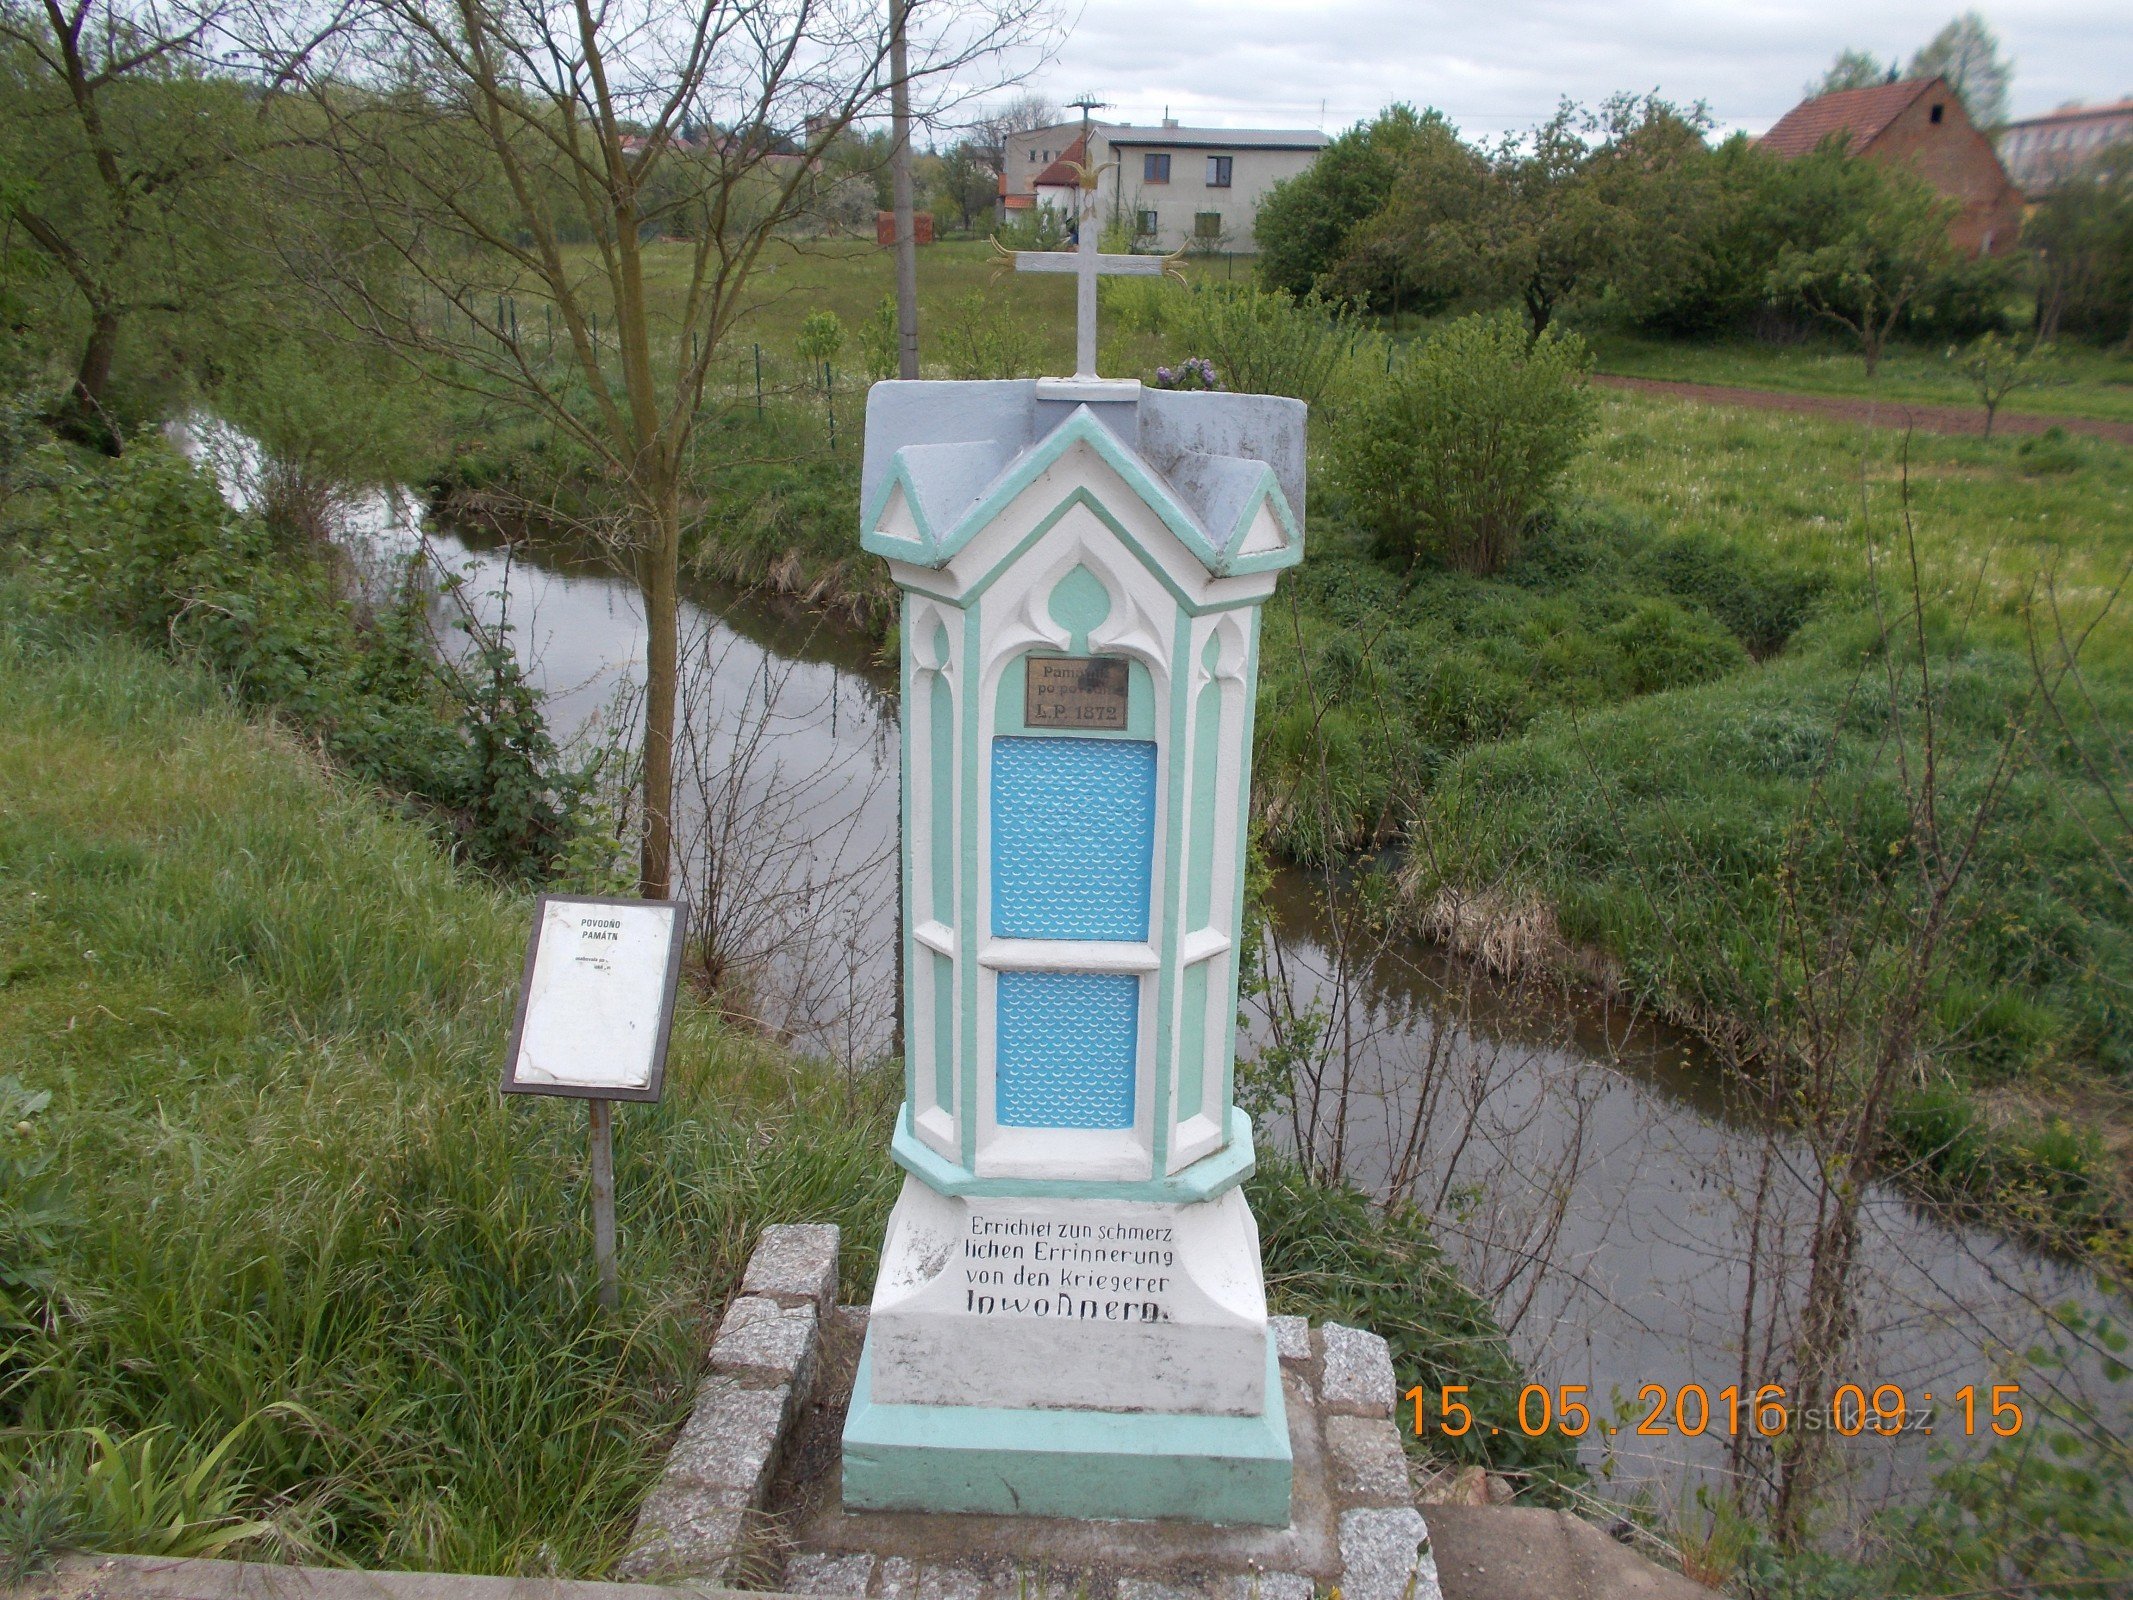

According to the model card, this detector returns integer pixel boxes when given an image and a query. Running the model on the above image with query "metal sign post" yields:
[502,894,688,1311]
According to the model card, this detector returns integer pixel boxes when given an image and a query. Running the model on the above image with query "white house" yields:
[1004,118,1328,254]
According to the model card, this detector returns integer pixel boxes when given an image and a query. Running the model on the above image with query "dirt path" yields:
[1594,373,2133,446]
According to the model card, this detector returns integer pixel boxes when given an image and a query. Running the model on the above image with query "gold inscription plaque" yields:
[1025,655,1130,730]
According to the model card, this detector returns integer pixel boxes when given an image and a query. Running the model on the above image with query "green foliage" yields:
[1160,284,1382,406]
[995,206,1069,252]
[857,294,900,381]
[2015,425,2089,475]
[934,292,1043,379]
[1950,331,2059,435]
[1331,311,1596,572]
[1255,106,1436,299]
[795,309,846,366]
[1809,48,1895,96]
[69,1422,275,1558]
[2025,137,2133,346]
[1765,147,1960,374]
[1251,506,1785,859]
[5,431,593,880]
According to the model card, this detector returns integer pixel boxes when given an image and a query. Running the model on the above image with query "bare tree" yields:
[266,0,1044,898]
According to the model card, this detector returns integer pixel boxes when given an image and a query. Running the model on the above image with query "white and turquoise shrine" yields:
[840,200,1306,1527]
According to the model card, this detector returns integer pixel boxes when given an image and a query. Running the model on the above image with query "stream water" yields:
[178,418,2128,1521]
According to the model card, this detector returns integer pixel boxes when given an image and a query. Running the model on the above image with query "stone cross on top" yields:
[1009,160,1168,381]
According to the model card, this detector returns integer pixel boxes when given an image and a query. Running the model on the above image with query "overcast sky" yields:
[987,0,2133,140]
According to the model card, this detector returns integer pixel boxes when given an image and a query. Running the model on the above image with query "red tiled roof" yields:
[1033,133,1087,189]
[1758,78,1942,159]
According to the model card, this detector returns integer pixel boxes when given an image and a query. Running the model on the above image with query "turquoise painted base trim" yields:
[892,1104,1256,1202]
[841,1332,1292,1525]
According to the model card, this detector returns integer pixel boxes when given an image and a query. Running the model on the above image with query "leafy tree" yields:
[1577,93,1725,323]
[1254,104,1437,299]
[1950,330,2056,435]
[1767,147,1958,375]
[931,139,996,234]
[1319,109,1486,316]
[1809,47,1894,96]
[1463,101,1631,335]
[2026,138,2133,346]
[1329,310,1594,574]
[1909,10,2013,129]
[0,0,270,448]
[1618,136,1793,336]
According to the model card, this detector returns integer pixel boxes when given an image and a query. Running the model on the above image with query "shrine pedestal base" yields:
[841,1329,1292,1525]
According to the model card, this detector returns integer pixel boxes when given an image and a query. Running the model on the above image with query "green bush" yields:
[6,434,591,880]
[935,293,1042,380]
[1331,311,1596,573]
[1162,284,1382,406]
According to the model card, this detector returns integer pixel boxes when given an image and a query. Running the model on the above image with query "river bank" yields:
[427,380,2133,1276]
[0,423,1570,1578]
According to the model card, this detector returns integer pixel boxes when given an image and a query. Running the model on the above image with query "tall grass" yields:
[0,594,900,1574]
[0,587,1559,1569]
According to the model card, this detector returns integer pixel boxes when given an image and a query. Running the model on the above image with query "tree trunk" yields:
[62,306,124,454]
[889,0,919,380]
[638,491,682,900]
[1523,281,1551,337]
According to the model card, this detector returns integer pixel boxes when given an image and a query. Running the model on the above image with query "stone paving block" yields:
[1268,1315,1310,1364]
[785,1551,875,1596]
[742,1222,841,1316]
[915,1564,989,1600]
[1325,1414,1412,1508]
[614,1482,747,1583]
[710,1293,819,1399]
[875,1557,916,1599]
[1338,1507,1441,1600]
[1318,1323,1396,1419]
[1117,1578,1210,1600]
[661,1376,790,1503]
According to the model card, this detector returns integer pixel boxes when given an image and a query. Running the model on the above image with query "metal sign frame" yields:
[500,893,689,1104]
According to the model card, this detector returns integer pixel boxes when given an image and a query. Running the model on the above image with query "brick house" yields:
[1758,77,2025,256]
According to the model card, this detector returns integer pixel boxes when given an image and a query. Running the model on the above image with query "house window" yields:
[1143,152,1171,183]
[1206,156,1232,187]
[1194,211,1222,239]
[1930,103,1944,124]
[1135,209,1158,237]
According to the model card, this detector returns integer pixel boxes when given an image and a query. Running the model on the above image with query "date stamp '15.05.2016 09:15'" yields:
[1405,1381,2028,1441]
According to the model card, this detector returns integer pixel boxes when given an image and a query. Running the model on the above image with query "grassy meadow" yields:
[415,236,2133,1247]
[1583,328,2133,426]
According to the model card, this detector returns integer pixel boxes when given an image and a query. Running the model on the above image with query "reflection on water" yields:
[173,415,2127,1514]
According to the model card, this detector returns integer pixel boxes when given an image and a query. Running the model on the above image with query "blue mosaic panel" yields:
[996,970,1138,1128]
[989,736,1156,941]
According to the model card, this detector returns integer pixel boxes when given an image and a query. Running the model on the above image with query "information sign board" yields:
[501,894,687,1102]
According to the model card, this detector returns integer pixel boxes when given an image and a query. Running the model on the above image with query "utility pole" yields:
[890,0,919,379]
[1065,95,1109,239]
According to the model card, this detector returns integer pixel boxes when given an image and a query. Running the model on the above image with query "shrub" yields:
[935,293,1042,380]
[1330,311,1596,573]
[9,434,592,880]
[857,295,899,382]
[1163,284,1382,406]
